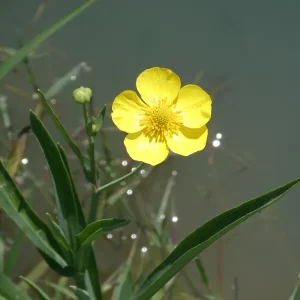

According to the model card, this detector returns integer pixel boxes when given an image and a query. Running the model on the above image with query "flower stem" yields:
[82,104,99,224]
[82,104,97,186]
[95,162,144,195]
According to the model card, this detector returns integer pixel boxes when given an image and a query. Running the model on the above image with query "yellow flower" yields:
[111,67,212,166]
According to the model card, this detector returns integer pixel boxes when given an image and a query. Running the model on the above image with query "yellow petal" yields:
[111,90,147,133]
[167,125,208,156]
[124,131,169,166]
[176,84,212,128]
[136,67,181,106]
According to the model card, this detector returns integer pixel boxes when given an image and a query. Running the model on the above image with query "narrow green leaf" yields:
[0,238,4,272]
[194,257,210,290]
[134,178,300,300]
[46,281,77,299]
[57,144,86,230]
[289,278,300,300]
[0,0,94,81]
[0,161,67,268]
[86,105,107,137]
[0,273,31,300]
[70,286,91,300]
[85,254,103,300]
[20,276,51,300]
[112,239,137,300]
[57,140,101,298]
[46,213,74,264]
[37,90,84,166]
[39,251,74,277]
[77,219,130,247]
[45,62,91,99]
[30,111,83,249]
[4,229,24,276]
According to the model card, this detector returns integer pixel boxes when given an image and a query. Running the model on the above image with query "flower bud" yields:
[73,86,92,104]
[92,124,100,135]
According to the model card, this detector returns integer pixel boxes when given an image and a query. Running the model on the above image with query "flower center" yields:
[140,103,183,142]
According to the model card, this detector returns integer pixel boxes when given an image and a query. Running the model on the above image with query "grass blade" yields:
[134,178,300,300]
[112,239,138,300]
[70,286,91,300]
[0,0,95,81]
[194,257,210,290]
[0,161,67,268]
[0,238,4,272]
[290,278,300,300]
[20,276,51,300]
[46,281,77,299]
[4,229,24,276]
[0,273,31,300]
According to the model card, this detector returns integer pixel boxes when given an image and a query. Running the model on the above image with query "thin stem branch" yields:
[95,162,144,195]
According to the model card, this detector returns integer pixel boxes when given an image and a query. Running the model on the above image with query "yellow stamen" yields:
[140,102,183,142]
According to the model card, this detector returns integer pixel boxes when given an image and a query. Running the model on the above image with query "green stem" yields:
[74,271,86,290]
[95,162,144,195]
[88,191,100,223]
[82,104,97,186]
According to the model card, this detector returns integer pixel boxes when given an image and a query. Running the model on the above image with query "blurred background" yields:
[0,0,300,299]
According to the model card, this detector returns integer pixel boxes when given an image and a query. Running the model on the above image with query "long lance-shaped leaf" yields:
[0,0,95,81]
[133,178,300,300]
[30,111,83,249]
[0,273,31,300]
[20,276,51,300]
[0,161,67,268]
[30,112,102,297]
[77,219,130,247]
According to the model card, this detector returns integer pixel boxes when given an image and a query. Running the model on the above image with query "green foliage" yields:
[0,273,31,300]
[0,161,67,268]
[0,0,95,81]
[30,111,84,249]
[70,286,91,300]
[20,277,51,300]
[86,105,107,137]
[77,218,130,247]
[133,178,300,300]
[290,278,300,300]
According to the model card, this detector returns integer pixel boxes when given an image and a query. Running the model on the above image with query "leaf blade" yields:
[0,273,31,300]
[77,219,130,247]
[70,286,91,300]
[20,276,51,300]
[134,178,300,300]
[0,161,67,268]
[0,0,94,81]
[30,111,83,249]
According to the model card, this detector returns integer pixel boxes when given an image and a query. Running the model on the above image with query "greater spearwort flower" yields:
[111,67,212,166]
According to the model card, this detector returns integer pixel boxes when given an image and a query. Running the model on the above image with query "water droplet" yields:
[171,170,177,176]
[212,140,221,147]
[106,233,113,239]
[121,160,128,166]
[216,133,222,139]
[141,246,148,253]
[172,216,178,223]
[131,233,137,239]
[21,158,28,165]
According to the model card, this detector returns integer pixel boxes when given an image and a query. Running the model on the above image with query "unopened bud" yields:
[73,86,92,104]
[92,124,100,135]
